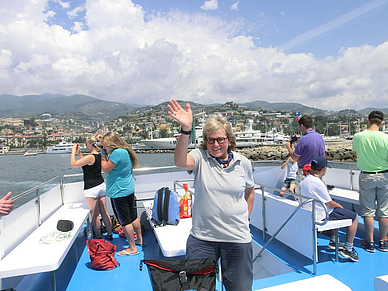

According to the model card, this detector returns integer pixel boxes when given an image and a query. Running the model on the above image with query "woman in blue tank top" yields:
[100,132,144,256]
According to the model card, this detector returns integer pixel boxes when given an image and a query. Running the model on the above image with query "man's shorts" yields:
[329,207,357,221]
[84,182,106,198]
[282,178,296,189]
[359,172,388,218]
[111,194,137,226]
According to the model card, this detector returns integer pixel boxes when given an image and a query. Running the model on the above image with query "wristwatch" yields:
[180,128,192,135]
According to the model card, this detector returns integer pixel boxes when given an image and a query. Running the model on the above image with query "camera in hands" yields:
[93,141,103,148]
[289,135,298,145]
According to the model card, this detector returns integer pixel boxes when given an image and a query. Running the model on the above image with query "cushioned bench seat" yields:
[329,188,359,205]
[143,200,191,257]
[0,202,89,279]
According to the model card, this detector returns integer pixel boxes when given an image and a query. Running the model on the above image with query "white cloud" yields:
[72,21,85,33]
[0,0,387,110]
[67,6,85,19]
[53,0,70,9]
[0,49,13,70]
[231,1,239,11]
[85,0,145,30]
[200,0,218,11]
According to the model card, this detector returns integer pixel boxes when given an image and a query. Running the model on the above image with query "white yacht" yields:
[141,119,289,149]
[45,140,74,154]
[234,119,265,148]
[141,120,204,150]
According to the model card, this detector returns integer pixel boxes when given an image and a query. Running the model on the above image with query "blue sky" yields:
[1,0,388,110]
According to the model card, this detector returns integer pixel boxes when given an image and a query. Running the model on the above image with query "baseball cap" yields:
[368,110,384,121]
[310,156,330,170]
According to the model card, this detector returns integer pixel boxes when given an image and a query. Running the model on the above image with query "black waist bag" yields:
[140,258,218,291]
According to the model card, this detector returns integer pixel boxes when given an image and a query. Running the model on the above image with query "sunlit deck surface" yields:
[15,217,387,291]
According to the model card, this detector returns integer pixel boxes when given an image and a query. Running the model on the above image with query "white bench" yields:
[329,187,359,205]
[0,202,89,288]
[258,274,351,291]
[143,200,191,257]
[374,274,388,291]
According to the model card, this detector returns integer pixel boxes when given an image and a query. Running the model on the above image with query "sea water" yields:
[0,153,174,207]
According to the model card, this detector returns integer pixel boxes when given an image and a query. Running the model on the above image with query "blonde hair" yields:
[101,132,139,169]
[199,113,236,151]
[86,134,98,145]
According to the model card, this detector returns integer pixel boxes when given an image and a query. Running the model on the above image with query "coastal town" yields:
[0,100,369,156]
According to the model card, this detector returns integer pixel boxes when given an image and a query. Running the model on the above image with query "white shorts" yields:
[84,182,106,199]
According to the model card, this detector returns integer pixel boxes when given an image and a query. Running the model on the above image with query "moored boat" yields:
[45,140,74,154]
[45,140,86,154]
[23,152,37,156]
[141,119,290,149]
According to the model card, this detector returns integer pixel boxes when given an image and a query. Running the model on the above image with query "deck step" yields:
[374,275,388,291]
[256,274,351,290]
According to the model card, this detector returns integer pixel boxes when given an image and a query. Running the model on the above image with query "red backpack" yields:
[87,239,120,270]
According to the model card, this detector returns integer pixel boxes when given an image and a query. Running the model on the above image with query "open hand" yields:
[168,99,193,131]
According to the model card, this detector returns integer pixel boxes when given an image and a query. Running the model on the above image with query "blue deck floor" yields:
[16,217,388,291]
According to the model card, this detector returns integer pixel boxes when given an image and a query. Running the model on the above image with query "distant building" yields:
[243,111,260,116]
[41,113,52,121]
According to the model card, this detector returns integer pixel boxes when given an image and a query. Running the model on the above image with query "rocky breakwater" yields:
[237,142,356,162]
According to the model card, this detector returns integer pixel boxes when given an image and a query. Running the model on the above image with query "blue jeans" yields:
[186,235,253,291]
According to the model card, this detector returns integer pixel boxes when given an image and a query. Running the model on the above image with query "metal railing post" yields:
[60,176,65,205]
[312,201,317,275]
[36,188,41,226]
[349,165,354,191]
[261,186,266,241]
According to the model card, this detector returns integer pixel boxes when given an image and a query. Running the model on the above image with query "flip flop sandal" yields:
[117,250,139,256]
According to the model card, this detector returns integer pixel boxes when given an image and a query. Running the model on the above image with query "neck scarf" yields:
[215,151,233,166]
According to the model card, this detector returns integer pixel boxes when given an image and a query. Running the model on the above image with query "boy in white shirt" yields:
[300,156,359,262]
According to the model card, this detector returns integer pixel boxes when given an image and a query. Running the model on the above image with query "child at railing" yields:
[280,156,298,200]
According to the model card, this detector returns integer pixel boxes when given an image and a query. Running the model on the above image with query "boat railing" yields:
[252,160,359,191]
[326,160,359,190]
[252,182,331,275]
[134,165,179,173]
[0,176,73,259]
[9,176,64,227]
[173,179,195,196]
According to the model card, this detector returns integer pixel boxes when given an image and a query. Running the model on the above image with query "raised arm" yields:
[70,144,94,168]
[281,156,291,169]
[168,99,195,171]
[286,141,300,162]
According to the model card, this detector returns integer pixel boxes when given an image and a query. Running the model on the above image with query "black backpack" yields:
[140,258,218,291]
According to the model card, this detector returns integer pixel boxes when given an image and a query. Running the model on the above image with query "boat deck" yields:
[14,217,388,291]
